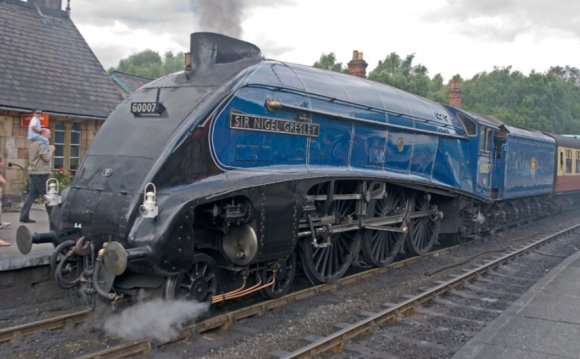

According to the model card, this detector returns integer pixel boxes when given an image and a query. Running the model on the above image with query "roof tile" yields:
[0,0,123,118]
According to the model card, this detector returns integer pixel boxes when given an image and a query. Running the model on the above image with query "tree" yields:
[162,51,185,75]
[313,53,345,73]
[461,66,580,133]
[108,50,185,78]
[368,53,431,97]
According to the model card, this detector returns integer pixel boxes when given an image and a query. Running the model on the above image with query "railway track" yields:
[0,241,459,358]
[274,224,580,358]
[1,215,578,358]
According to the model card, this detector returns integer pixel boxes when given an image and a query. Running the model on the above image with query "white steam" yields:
[103,299,209,342]
[190,0,243,38]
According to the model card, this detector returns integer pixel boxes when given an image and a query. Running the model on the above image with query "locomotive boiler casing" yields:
[48,33,508,296]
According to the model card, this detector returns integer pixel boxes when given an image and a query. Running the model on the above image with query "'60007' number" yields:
[131,102,163,115]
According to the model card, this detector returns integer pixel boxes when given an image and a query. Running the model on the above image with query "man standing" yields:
[20,128,54,223]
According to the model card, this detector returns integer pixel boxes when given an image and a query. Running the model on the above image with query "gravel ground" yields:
[152,213,580,358]
[2,212,579,358]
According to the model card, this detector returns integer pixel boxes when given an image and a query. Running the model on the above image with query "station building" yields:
[0,0,126,209]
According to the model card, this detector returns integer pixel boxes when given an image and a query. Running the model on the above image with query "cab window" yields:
[479,127,492,152]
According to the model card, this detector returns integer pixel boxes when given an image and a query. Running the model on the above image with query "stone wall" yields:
[0,111,102,211]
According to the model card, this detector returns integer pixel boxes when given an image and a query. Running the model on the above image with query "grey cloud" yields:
[427,0,580,41]
[258,38,295,59]
[70,0,299,48]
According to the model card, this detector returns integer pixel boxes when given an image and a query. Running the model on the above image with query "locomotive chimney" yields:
[189,32,261,76]
[448,79,462,108]
[348,50,368,78]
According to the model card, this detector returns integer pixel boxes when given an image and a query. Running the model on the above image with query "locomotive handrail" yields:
[252,83,457,129]
[264,98,466,140]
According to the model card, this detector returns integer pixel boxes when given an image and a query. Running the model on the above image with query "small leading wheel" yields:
[260,252,297,299]
[361,188,406,267]
[164,253,218,302]
[405,193,439,256]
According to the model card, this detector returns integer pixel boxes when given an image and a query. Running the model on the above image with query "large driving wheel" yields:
[361,187,406,267]
[405,193,439,256]
[164,253,218,302]
[260,251,297,299]
[299,182,361,284]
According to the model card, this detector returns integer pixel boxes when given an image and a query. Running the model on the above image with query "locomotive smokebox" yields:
[188,32,262,74]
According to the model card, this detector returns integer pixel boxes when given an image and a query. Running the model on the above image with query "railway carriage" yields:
[14,33,572,305]
[547,133,580,193]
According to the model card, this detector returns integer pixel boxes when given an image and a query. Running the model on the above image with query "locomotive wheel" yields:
[361,188,405,267]
[299,231,360,284]
[260,251,297,299]
[164,253,218,302]
[405,193,439,256]
[300,182,361,284]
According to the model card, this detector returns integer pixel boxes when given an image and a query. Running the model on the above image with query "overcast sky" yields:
[70,0,580,81]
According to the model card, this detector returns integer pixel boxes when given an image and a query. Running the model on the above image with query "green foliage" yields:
[314,50,580,133]
[108,50,185,78]
[52,168,72,191]
[461,66,580,133]
[369,53,431,97]
[313,53,346,73]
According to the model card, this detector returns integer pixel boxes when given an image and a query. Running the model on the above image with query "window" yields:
[479,127,492,152]
[53,122,65,170]
[456,113,477,136]
[70,123,81,172]
[566,149,573,174]
[52,121,82,175]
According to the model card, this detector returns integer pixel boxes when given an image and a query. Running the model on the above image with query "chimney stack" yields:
[29,0,63,10]
[348,50,368,78]
[448,79,462,108]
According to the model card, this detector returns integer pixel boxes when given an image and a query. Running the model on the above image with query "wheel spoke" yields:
[361,186,405,267]
[300,182,361,283]
[406,193,439,256]
[167,253,218,302]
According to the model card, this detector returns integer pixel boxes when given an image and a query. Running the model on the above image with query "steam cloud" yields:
[103,299,209,342]
[190,0,243,38]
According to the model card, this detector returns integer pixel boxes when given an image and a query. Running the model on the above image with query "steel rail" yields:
[275,223,580,358]
[0,309,90,344]
[75,242,461,358]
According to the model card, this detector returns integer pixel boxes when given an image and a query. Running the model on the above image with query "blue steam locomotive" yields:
[16,33,571,304]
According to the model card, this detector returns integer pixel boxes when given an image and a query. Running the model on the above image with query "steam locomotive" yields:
[16,32,580,305]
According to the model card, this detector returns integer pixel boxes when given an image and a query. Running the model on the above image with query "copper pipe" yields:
[211,272,276,304]
[211,276,247,304]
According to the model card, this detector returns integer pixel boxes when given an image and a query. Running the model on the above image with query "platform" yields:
[453,248,580,358]
[0,207,53,271]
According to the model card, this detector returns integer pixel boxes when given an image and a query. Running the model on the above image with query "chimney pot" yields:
[348,50,368,78]
[448,80,462,108]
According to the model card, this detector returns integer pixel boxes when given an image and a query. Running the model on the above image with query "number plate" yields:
[131,102,165,116]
